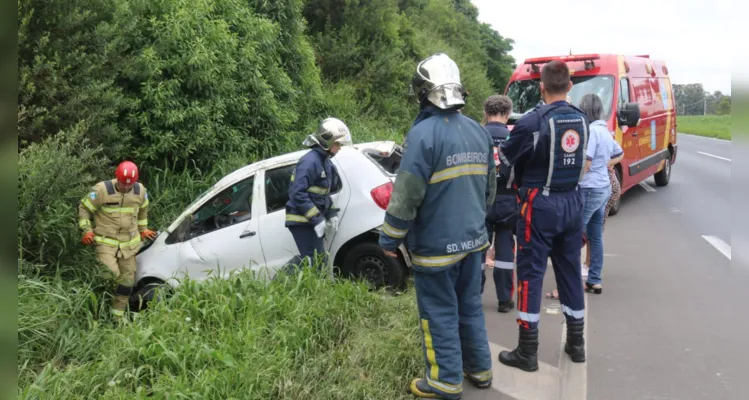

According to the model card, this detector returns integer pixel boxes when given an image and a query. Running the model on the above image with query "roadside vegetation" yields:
[17,0,516,397]
[678,115,731,140]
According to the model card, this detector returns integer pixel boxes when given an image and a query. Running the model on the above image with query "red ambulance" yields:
[503,53,678,215]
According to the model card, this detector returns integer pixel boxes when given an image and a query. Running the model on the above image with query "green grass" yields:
[17,266,425,399]
[677,115,731,140]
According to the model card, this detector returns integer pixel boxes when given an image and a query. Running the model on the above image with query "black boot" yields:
[498,327,538,372]
[497,300,514,313]
[564,320,586,362]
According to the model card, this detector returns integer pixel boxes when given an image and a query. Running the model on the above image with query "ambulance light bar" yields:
[524,54,600,73]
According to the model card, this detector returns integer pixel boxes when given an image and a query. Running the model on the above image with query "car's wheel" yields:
[129,280,169,312]
[654,155,671,187]
[341,242,407,291]
[608,167,622,216]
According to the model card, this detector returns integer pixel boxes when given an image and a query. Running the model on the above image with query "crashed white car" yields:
[131,141,410,308]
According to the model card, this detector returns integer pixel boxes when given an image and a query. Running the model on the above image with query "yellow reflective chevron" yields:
[82,198,97,213]
[429,164,487,184]
[411,242,489,267]
[137,219,148,226]
[79,219,91,228]
[421,319,439,381]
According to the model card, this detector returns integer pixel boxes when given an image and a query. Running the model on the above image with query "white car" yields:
[131,141,411,309]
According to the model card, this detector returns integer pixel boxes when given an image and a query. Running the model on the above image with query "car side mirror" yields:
[617,102,640,128]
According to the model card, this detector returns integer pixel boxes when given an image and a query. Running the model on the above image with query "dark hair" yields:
[483,95,513,117]
[541,60,571,95]
[579,93,604,121]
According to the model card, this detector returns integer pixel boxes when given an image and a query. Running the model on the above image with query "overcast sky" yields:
[471,0,732,95]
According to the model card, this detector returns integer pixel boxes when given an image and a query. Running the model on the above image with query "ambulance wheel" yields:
[654,157,671,187]
[608,168,622,216]
[342,242,407,291]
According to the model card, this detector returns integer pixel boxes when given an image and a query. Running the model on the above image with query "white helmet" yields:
[409,53,465,109]
[303,117,353,150]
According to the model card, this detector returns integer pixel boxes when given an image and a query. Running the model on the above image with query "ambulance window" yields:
[619,78,631,107]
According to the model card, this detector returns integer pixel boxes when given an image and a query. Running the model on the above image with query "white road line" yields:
[639,181,656,192]
[702,235,732,260]
[558,290,588,400]
[486,341,560,400]
[678,133,731,143]
[697,151,731,162]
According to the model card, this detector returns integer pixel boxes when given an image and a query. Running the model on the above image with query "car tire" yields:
[129,280,169,312]
[341,242,407,291]
[608,167,622,216]
[654,156,671,187]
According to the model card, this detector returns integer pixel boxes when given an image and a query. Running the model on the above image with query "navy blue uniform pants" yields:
[413,251,493,398]
[287,225,327,270]
[481,222,516,303]
[515,187,585,330]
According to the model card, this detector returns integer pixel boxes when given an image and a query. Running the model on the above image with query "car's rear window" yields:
[362,147,402,175]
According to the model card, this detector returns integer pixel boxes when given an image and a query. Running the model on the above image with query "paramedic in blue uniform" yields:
[379,53,497,399]
[496,60,589,372]
[480,95,519,313]
[284,117,352,270]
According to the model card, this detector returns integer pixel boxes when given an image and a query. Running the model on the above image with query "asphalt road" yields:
[462,133,746,400]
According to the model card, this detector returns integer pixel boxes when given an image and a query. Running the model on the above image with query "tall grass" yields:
[678,115,730,140]
[18,265,423,399]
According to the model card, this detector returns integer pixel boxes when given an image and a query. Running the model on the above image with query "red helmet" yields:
[115,161,139,184]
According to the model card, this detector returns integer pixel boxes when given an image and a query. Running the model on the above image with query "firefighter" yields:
[496,60,588,371]
[79,161,157,317]
[481,95,518,314]
[380,53,496,399]
[284,117,351,271]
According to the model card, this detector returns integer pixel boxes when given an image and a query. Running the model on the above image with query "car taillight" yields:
[370,181,393,210]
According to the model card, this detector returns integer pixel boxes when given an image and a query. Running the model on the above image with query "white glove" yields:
[326,216,339,234]
[314,220,326,238]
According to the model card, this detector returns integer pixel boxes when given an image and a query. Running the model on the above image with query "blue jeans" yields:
[581,186,611,285]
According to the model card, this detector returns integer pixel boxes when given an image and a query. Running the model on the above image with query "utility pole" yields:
[704,94,707,115]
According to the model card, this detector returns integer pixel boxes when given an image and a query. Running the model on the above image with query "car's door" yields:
[257,161,346,273]
[179,174,267,280]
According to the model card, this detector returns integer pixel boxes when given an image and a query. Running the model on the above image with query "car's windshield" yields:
[506,74,615,123]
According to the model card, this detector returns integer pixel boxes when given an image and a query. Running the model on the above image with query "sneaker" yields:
[581,265,589,278]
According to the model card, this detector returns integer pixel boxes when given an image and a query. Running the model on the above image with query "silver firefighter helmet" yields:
[409,53,465,109]
[302,117,353,150]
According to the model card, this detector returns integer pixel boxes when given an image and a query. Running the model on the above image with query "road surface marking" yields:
[697,151,731,162]
[558,290,588,400]
[639,181,656,192]
[486,341,560,400]
[702,235,732,260]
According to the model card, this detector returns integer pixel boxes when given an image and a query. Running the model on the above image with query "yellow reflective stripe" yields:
[79,219,91,228]
[421,319,439,381]
[286,214,309,223]
[102,206,135,214]
[94,236,119,247]
[382,222,407,239]
[410,243,491,268]
[427,377,462,394]
[82,198,97,213]
[307,186,329,195]
[305,207,320,218]
[465,370,492,382]
[94,235,141,248]
[121,235,142,248]
[137,219,148,226]
[142,199,150,208]
[429,164,487,184]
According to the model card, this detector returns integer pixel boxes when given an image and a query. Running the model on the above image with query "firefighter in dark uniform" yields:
[284,117,352,271]
[380,53,496,399]
[480,95,518,314]
[496,60,589,371]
